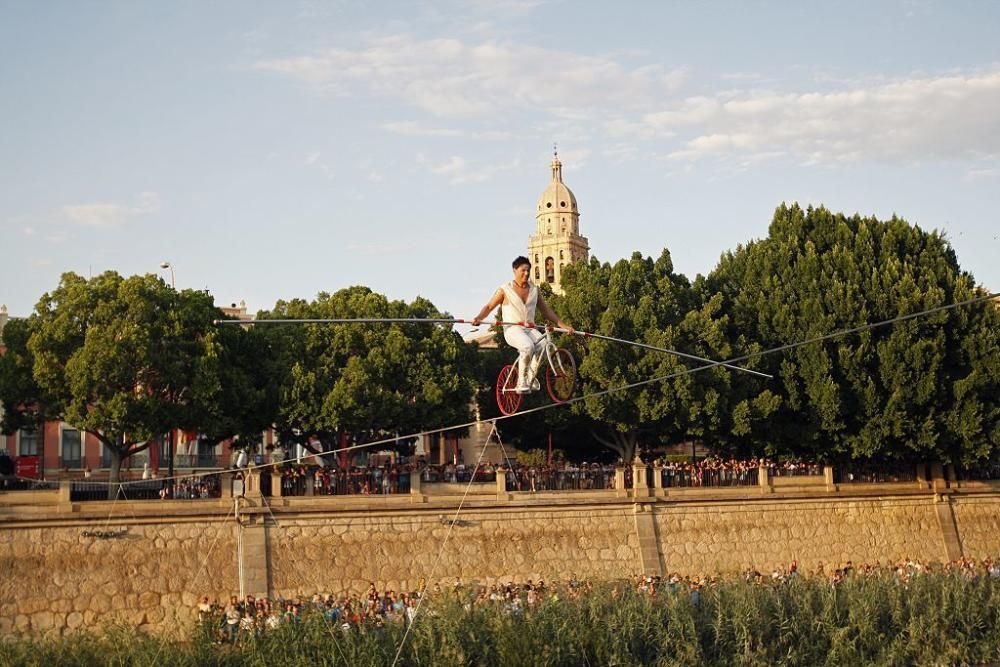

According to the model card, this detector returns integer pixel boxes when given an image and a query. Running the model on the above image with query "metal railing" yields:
[768,464,824,477]
[0,477,58,491]
[67,475,222,501]
[70,480,166,501]
[505,466,616,492]
[420,465,496,484]
[660,466,759,488]
[956,462,1000,481]
[834,464,917,484]
[166,476,222,499]
[279,467,412,496]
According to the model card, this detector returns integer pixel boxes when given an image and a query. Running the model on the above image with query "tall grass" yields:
[1,571,998,666]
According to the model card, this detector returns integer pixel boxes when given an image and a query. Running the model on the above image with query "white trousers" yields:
[504,326,545,386]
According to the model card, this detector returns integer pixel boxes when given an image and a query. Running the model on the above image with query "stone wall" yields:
[950,495,1000,558]
[267,505,636,599]
[1,489,1000,637]
[652,496,945,574]
[0,517,237,637]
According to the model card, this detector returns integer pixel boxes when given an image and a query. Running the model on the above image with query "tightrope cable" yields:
[215,316,771,378]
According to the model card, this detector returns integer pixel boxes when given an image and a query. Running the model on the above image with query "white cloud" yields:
[428,155,466,176]
[382,121,465,137]
[965,167,999,180]
[659,70,1000,164]
[461,0,547,14]
[418,153,520,185]
[554,147,591,170]
[304,151,334,179]
[62,191,160,227]
[257,34,998,168]
[256,34,687,119]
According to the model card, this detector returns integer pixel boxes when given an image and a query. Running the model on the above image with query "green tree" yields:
[706,203,1000,464]
[259,286,478,461]
[552,251,770,463]
[0,317,54,437]
[25,272,224,495]
[190,322,279,455]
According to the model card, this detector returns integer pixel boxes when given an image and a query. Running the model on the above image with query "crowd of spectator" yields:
[657,457,765,487]
[739,556,1000,587]
[505,462,616,492]
[197,583,425,643]
[227,455,904,498]
[195,556,1000,643]
[158,475,221,500]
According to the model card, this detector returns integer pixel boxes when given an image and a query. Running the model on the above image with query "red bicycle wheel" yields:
[545,348,577,403]
[496,364,523,415]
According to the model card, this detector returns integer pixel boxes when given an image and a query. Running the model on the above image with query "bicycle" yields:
[495,325,577,415]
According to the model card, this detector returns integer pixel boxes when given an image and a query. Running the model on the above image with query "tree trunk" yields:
[107,443,123,500]
[592,429,640,465]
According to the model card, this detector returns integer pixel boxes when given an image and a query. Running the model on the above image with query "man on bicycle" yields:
[472,256,574,393]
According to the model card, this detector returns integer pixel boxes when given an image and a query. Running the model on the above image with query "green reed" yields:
[1,571,998,666]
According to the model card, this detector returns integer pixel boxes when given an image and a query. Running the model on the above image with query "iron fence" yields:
[0,477,58,491]
[660,466,759,488]
[955,462,1000,481]
[419,465,495,484]
[70,480,165,501]
[768,464,824,477]
[505,466,616,492]
[834,464,917,484]
[280,467,412,496]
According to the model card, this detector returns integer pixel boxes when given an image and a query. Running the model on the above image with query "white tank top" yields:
[499,281,538,327]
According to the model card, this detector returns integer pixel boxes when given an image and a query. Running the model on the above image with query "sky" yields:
[2,0,999,328]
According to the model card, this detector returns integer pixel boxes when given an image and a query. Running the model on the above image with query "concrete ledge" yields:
[421,482,497,495]
[0,489,60,505]
[5,482,1000,525]
[771,476,825,488]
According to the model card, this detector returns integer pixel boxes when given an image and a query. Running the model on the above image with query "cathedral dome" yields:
[536,156,578,215]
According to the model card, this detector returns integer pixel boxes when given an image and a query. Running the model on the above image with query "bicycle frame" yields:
[501,329,564,393]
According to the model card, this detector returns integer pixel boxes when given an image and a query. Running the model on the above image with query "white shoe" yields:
[514,384,531,394]
[531,378,540,390]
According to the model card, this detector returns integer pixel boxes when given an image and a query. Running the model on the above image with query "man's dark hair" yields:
[512,255,531,269]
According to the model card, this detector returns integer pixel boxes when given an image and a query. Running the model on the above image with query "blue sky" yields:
[2,0,999,325]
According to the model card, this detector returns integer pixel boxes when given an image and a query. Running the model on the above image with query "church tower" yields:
[527,151,589,294]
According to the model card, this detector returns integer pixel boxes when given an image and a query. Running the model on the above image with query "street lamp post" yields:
[159,261,176,494]
[159,261,175,289]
